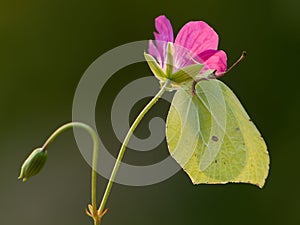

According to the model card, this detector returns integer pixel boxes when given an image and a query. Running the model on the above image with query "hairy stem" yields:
[42,122,100,224]
[98,80,170,216]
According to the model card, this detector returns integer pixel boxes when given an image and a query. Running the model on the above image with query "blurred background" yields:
[0,0,299,224]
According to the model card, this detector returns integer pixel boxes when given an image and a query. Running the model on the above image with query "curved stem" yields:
[42,122,99,224]
[98,80,170,215]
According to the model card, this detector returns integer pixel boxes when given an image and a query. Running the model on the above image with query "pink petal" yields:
[175,21,219,55]
[154,15,174,42]
[151,15,174,69]
[198,50,227,76]
[147,16,174,67]
[148,40,162,66]
[172,43,200,71]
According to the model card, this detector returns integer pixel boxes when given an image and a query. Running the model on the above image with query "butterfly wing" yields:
[166,79,269,188]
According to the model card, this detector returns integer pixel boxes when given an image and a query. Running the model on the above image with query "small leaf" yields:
[166,79,269,188]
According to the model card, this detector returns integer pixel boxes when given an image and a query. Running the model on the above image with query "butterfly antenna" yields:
[192,51,246,95]
[218,51,247,76]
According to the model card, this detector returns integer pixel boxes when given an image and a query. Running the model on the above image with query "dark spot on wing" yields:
[211,135,219,142]
[235,127,240,131]
[214,160,217,163]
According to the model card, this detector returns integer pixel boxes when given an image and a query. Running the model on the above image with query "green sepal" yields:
[144,52,167,81]
[18,148,48,182]
[145,45,205,87]
[165,42,174,78]
[172,63,204,84]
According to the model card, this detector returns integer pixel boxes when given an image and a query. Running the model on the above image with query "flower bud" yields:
[18,148,48,182]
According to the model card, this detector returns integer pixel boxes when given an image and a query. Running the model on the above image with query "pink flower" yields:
[148,15,227,77]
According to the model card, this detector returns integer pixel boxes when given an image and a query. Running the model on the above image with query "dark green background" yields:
[1,0,299,224]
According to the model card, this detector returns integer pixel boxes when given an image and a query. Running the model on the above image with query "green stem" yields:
[42,122,100,223]
[98,80,170,215]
